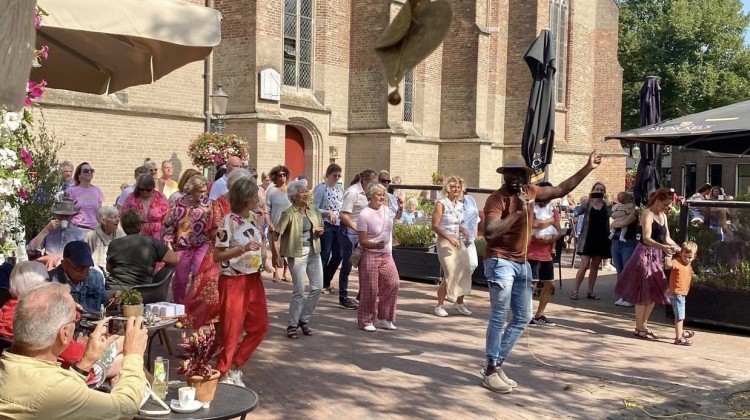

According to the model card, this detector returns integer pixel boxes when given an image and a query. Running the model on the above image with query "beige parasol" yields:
[31,0,222,95]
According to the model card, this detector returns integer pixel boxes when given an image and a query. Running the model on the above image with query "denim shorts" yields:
[670,294,686,320]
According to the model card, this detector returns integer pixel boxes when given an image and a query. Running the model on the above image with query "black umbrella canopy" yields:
[606,99,750,155]
[633,76,662,206]
[521,29,556,184]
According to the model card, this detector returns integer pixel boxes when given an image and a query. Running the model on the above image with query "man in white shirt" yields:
[338,169,378,310]
[209,156,244,201]
[116,166,149,209]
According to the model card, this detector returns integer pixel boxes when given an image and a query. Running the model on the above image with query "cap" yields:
[63,241,94,267]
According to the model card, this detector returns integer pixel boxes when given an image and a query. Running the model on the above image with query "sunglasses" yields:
[278,173,288,178]
[81,168,95,174]
[139,188,155,193]
[380,179,392,184]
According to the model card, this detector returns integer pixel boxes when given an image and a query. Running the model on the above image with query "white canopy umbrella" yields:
[31,0,222,95]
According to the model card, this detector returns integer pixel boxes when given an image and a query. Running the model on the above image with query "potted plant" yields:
[120,288,143,318]
[392,224,441,283]
[177,326,222,402]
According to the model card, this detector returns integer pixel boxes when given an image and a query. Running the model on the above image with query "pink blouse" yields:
[120,191,169,240]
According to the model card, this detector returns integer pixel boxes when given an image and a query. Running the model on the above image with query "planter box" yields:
[392,246,442,284]
[686,285,750,331]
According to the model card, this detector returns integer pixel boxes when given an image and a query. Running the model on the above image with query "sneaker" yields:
[340,298,358,310]
[614,298,635,307]
[482,373,513,394]
[374,319,397,330]
[453,303,472,316]
[433,305,449,317]
[529,315,556,326]
[362,323,376,332]
[602,264,616,272]
[228,369,245,387]
[321,287,331,295]
[219,376,235,385]
[479,366,518,388]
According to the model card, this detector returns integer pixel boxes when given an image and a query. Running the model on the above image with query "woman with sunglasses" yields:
[119,174,169,240]
[66,162,105,230]
[266,165,293,282]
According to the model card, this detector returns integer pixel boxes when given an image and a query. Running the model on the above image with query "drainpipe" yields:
[203,0,213,133]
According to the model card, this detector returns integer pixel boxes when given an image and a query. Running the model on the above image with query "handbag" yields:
[349,207,388,268]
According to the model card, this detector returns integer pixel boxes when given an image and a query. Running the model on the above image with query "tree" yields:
[619,0,750,130]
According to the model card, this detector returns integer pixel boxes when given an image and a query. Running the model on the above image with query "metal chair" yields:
[131,266,175,304]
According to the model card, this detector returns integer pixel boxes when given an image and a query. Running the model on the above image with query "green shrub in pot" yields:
[393,224,435,248]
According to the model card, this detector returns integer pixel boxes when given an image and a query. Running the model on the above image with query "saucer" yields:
[170,399,202,413]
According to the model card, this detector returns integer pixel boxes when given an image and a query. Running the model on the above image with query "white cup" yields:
[178,386,195,407]
[60,219,69,230]
[718,195,725,201]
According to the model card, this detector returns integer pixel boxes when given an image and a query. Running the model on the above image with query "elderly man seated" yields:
[107,210,179,288]
[0,262,124,387]
[85,206,126,274]
[50,241,118,314]
[26,199,87,268]
[0,283,148,419]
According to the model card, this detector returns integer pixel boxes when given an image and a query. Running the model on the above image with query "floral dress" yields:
[120,191,170,240]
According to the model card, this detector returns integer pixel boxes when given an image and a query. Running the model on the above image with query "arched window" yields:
[549,0,568,104]
[283,0,313,88]
[403,69,414,122]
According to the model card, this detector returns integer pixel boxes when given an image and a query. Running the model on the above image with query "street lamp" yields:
[631,144,641,161]
[210,83,229,133]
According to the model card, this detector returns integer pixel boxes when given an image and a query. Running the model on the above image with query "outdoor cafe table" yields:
[136,382,259,420]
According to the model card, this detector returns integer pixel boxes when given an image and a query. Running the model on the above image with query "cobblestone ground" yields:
[159,252,750,419]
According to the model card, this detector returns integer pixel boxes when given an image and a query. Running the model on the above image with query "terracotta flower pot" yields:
[186,370,220,402]
[122,304,143,318]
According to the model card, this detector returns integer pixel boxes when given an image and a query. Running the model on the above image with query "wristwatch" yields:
[70,363,90,377]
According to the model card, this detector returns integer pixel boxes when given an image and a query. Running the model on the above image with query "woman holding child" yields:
[615,187,681,340]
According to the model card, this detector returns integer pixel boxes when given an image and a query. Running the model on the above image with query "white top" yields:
[438,198,464,236]
[215,212,264,275]
[341,183,368,226]
[208,175,228,201]
[116,185,134,207]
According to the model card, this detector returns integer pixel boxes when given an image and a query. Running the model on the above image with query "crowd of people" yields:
[0,148,711,417]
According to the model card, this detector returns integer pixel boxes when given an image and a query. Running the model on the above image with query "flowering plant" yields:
[187,132,250,168]
[177,325,221,379]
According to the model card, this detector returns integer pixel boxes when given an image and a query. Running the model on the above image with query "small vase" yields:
[122,304,143,318]
[186,370,220,402]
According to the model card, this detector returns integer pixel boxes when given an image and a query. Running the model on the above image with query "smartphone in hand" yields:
[108,317,128,335]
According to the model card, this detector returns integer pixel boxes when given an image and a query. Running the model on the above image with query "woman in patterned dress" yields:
[162,175,212,304]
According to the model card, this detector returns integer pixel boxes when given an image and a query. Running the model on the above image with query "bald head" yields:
[226,156,244,174]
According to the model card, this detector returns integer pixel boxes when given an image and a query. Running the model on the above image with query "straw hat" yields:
[496,155,534,176]
[51,199,78,216]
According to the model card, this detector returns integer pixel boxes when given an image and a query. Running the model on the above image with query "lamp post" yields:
[210,83,229,133]
[631,144,641,165]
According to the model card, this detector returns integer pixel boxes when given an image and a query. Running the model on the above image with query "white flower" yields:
[1,112,22,136]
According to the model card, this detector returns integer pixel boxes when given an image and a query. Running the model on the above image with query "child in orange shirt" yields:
[665,241,698,346]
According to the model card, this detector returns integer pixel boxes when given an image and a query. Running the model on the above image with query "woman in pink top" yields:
[66,162,104,230]
[162,175,212,304]
[356,183,402,332]
[120,174,169,240]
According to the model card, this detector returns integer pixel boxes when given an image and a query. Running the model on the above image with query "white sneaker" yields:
[228,369,245,387]
[614,298,635,307]
[433,305,449,317]
[453,303,472,316]
[219,376,235,385]
[602,264,616,272]
[362,323,377,332]
[374,319,397,330]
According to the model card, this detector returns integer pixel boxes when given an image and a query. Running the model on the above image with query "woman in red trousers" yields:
[212,169,268,387]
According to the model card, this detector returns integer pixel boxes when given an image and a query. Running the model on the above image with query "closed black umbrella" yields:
[521,29,556,184]
[633,76,662,205]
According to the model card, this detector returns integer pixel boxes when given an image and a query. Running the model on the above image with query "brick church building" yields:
[37,0,625,202]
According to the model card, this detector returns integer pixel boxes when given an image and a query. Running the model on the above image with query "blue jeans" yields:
[338,226,358,301]
[320,222,342,288]
[610,239,637,274]
[484,257,533,367]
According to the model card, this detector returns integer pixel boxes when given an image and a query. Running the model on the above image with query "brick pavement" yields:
[160,251,750,419]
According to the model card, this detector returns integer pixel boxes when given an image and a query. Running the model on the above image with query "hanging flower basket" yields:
[187,132,250,169]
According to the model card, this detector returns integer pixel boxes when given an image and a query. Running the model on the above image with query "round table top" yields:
[136,382,258,420]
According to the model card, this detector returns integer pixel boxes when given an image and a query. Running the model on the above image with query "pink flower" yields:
[26,80,47,104]
[20,149,33,167]
[18,188,29,201]
[34,10,42,28]
[39,45,49,59]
